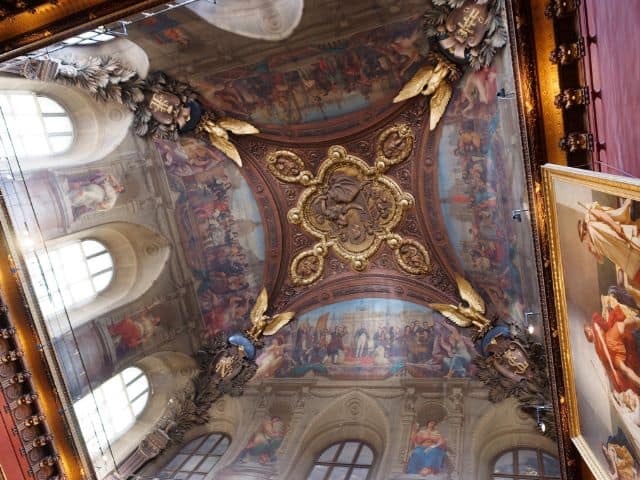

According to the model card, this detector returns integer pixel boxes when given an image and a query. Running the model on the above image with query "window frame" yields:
[25,238,114,318]
[73,367,150,462]
[0,91,74,157]
[490,447,561,479]
[157,433,232,479]
[307,440,376,480]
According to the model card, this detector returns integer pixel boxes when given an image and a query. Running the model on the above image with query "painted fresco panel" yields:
[546,166,640,479]
[198,17,430,134]
[155,138,265,335]
[437,53,537,326]
[255,298,478,380]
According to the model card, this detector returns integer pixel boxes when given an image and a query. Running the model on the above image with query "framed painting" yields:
[544,164,640,479]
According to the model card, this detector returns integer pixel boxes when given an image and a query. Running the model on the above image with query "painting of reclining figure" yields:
[545,165,640,479]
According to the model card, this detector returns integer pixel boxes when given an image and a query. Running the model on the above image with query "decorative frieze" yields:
[554,87,590,109]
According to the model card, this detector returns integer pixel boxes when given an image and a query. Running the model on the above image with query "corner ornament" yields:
[267,124,431,286]
[0,56,258,167]
[393,0,507,130]
[158,288,294,443]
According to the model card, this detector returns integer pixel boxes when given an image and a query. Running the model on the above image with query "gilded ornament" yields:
[267,125,431,285]
[549,39,585,65]
[559,132,593,153]
[429,274,493,336]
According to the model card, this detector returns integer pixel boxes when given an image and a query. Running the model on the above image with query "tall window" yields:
[26,239,114,318]
[492,448,561,479]
[157,433,231,479]
[0,91,73,157]
[73,367,149,459]
[307,441,375,480]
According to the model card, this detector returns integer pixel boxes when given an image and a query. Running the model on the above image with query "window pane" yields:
[349,468,370,480]
[181,454,204,472]
[183,437,206,454]
[542,452,561,477]
[37,96,65,114]
[212,436,230,455]
[127,378,149,402]
[92,271,113,292]
[318,444,340,463]
[43,115,72,133]
[0,92,73,157]
[122,367,143,383]
[189,475,206,480]
[494,452,514,474]
[70,280,94,303]
[196,455,219,472]
[165,453,188,470]
[328,467,349,480]
[197,434,221,454]
[49,135,73,153]
[131,394,148,416]
[517,450,540,475]
[82,240,106,256]
[337,442,360,464]
[87,252,112,274]
[308,465,329,480]
[356,446,373,466]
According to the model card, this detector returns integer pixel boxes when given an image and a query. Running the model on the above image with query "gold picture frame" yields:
[544,164,640,479]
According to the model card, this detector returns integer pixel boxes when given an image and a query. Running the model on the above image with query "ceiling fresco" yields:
[0,1,558,479]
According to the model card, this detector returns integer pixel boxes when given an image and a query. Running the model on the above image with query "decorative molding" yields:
[554,87,590,110]
[544,0,580,19]
[549,39,585,66]
[0,300,63,480]
[559,132,593,153]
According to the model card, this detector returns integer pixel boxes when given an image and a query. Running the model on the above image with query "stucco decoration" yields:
[187,0,304,41]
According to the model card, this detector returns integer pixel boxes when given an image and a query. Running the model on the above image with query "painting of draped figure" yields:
[405,418,452,479]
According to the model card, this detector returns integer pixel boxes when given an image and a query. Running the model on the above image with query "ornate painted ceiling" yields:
[0,1,560,479]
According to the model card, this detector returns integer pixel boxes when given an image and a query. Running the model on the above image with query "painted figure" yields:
[108,308,161,350]
[578,199,640,288]
[255,338,290,379]
[602,429,640,480]
[65,173,124,217]
[584,294,640,393]
[406,420,447,476]
[237,416,287,465]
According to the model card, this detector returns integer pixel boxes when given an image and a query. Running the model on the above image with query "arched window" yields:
[0,91,73,157]
[307,441,375,480]
[26,239,114,317]
[157,433,231,478]
[62,26,117,46]
[492,448,561,479]
[73,367,149,459]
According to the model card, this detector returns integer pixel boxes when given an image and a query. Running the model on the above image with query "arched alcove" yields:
[86,351,196,477]
[282,391,389,479]
[35,222,171,330]
[0,77,132,170]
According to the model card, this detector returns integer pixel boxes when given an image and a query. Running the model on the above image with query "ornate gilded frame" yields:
[543,163,640,479]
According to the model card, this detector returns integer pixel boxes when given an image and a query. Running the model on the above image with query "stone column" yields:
[107,428,170,479]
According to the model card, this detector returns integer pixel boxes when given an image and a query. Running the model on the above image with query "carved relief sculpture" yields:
[267,124,431,285]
